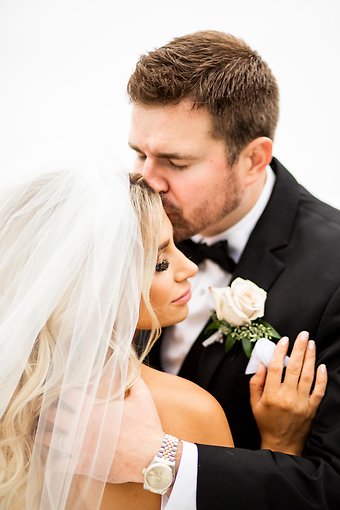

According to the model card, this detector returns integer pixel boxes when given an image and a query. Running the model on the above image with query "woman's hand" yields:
[249,331,327,455]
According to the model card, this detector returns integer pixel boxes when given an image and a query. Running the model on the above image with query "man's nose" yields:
[141,160,168,193]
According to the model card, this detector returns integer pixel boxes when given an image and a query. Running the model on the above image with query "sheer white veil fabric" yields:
[0,168,143,509]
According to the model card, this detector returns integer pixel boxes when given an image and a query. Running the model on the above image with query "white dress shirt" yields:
[162,167,275,509]
[162,441,198,510]
[161,166,275,374]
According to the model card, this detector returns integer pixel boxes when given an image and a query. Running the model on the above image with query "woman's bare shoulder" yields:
[141,364,222,409]
[141,364,233,446]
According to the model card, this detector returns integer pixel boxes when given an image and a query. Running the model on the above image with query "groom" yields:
[127,31,340,508]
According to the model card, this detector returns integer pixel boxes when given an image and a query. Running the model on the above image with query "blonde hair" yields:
[129,173,163,360]
[0,171,163,509]
[0,322,57,509]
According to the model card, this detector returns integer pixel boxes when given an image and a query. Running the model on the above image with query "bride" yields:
[0,169,326,509]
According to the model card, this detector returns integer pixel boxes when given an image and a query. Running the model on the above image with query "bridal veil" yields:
[0,168,143,509]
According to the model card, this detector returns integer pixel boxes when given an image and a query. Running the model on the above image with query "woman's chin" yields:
[161,309,189,328]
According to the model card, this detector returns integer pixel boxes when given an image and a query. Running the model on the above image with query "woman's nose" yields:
[175,251,198,281]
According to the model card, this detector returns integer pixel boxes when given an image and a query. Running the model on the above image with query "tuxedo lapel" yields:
[180,158,301,389]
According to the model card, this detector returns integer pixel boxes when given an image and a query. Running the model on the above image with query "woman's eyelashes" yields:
[155,259,169,272]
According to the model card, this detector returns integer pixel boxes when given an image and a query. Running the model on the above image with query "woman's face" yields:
[138,210,198,329]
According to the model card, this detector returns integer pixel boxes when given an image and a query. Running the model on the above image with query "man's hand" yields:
[108,376,165,483]
[249,331,327,455]
[42,376,166,484]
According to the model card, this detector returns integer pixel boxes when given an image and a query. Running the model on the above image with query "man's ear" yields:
[241,137,273,185]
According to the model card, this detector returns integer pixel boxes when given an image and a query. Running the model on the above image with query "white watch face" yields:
[145,462,173,490]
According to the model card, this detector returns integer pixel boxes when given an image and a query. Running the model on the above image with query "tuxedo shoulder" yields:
[141,364,232,446]
[299,185,340,227]
[274,158,340,225]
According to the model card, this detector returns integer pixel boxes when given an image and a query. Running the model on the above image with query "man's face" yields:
[129,100,245,240]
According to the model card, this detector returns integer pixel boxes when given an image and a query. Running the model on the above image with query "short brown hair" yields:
[127,30,279,164]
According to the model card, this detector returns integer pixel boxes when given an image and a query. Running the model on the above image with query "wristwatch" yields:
[143,433,179,495]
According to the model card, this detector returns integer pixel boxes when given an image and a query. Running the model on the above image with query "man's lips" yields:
[171,287,192,305]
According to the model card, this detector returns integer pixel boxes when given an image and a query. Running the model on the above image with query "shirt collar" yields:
[193,166,276,263]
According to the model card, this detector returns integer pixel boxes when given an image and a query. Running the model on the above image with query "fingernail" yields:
[279,336,289,346]
[319,364,327,373]
[308,340,315,350]
[299,331,309,342]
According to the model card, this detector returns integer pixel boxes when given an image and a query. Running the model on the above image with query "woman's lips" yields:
[171,288,192,305]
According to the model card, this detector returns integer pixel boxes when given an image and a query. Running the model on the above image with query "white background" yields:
[1,0,339,206]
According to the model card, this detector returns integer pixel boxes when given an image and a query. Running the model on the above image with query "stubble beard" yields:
[162,169,243,242]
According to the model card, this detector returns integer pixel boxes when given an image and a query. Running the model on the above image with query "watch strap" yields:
[153,433,179,466]
[143,433,180,495]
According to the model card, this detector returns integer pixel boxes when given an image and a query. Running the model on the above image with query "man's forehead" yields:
[129,104,214,156]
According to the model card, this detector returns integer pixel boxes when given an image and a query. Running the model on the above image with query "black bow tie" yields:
[178,238,236,274]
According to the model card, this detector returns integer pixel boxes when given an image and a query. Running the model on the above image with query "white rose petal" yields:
[231,278,267,321]
[209,287,229,321]
[224,287,251,326]
[209,278,267,327]
[209,286,250,326]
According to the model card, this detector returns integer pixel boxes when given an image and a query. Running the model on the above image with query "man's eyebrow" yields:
[158,240,170,251]
[128,143,196,161]
[128,142,142,152]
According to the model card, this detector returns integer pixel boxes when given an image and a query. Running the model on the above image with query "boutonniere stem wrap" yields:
[205,278,280,358]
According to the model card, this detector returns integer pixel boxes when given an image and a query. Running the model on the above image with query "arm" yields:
[115,331,330,510]
[108,366,233,484]
[197,291,340,510]
[196,444,339,510]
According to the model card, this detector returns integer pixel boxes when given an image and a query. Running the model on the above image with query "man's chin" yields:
[166,215,193,241]
[162,204,200,240]
[173,226,196,242]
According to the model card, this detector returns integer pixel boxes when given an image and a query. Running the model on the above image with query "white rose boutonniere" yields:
[204,277,280,358]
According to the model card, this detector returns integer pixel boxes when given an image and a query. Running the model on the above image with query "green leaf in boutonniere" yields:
[258,319,281,339]
[225,333,237,353]
[242,337,253,358]
[203,278,281,358]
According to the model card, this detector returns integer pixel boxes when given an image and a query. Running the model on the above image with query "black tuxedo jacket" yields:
[147,158,340,509]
